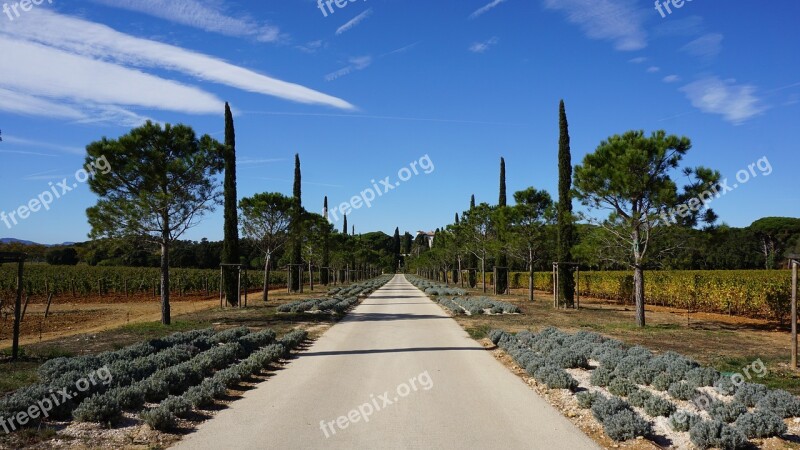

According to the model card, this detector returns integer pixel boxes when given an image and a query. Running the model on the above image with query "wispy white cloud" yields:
[469,0,506,19]
[0,87,87,121]
[542,0,647,51]
[628,56,647,64]
[680,76,765,124]
[88,0,283,42]
[469,37,499,53]
[647,66,660,73]
[325,56,372,81]
[336,8,373,35]
[0,150,58,157]
[380,42,420,58]
[0,9,354,126]
[297,40,326,54]
[663,75,681,83]
[681,33,723,59]
[237,158,286,167]
[2,135,84,155]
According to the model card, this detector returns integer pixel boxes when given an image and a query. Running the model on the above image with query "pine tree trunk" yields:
[634,263,645,327]
[481,256,486,293]
[263,253,270,303]
[160,238,171,325]
[529,260,535,303]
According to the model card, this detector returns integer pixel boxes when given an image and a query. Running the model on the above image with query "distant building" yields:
[416,230,435,248]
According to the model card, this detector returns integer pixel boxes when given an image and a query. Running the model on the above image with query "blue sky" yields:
[0,0,798,244]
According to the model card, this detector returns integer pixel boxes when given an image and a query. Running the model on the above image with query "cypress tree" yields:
[322,196,330,285]
[343,215,348,235]
[499,157,507,206]
[468,195,477,288]
[221,102,240,305]
[496,157,508,294]
[393,227,401,270]
[557,100,576,307]
[455,213,460,225]
[404,232,413,255]
[290,154,302,291]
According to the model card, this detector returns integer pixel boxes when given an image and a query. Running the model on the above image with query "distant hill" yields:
[0,238,78,247]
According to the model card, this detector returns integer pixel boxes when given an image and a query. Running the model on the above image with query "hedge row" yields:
[491,327,800,447]
[0,327,307,432]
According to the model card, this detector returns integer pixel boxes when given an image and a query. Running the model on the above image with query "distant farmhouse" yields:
[416,230,435,248]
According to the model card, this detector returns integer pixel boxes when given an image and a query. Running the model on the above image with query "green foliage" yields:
[669,410,701,432]
[690,420,748,450]
[603,409,652,442]
[557,100,576,307]
[755,389,800,418]
[533,366,578,391]
[608,378,638,397]
[668,381,698,401]
[708,401,747,423]
[734,411,787,438]
[73,394,122,425]
[643,395,676,418]
[222,102,240,305]
[576,391,603,409]
[140,406,178,431]
[85,121,224,324]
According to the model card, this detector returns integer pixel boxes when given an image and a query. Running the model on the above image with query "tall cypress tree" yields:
[290,154,302,291]
[468,195,477,288]
[221,102,240,305]
[321,196,330,285]
[557,100,576,307]
[343,215,348,235]
[455,213,460,225]
[496,157,508,294]
[393,227,401,270]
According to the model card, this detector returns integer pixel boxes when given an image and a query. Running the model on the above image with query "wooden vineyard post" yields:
[0,252,27,360]
[44,292,54,318]
[790,255,799,370]
[219,266,224,309]
[13,260,23,358]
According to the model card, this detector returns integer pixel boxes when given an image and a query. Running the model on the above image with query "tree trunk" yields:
[160,238,171,325]
[634,263,645,327]
[263,252,271,303]
[309,261,314,291]
[481,256,486,293]
[529,261,535,303]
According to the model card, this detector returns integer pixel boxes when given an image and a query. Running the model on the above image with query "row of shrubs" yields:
[490,328,799,448]
[406,276,521,315]
[278,276,391,314]
[138,329,307,431]
[405,276,467,296]
[0,327,307,432]
[276,296,358,314]
[446,296,520,315]
[1,328,227,423]
[327,275,392,297]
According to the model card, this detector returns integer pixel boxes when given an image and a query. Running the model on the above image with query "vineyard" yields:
[461,270,793,320]
[0,264,289,300]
